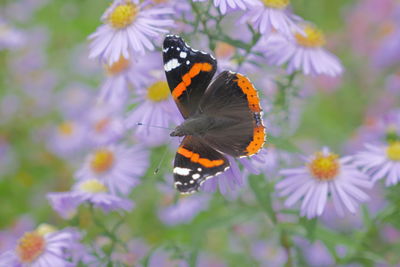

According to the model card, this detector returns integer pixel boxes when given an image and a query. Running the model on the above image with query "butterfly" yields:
[163,35,265,194]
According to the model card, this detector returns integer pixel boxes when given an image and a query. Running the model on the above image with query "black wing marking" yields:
[163,35,217,118]
[173,136,229,194]
[198,71,266,157]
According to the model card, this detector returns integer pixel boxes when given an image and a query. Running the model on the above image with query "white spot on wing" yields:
[164,58,181,72]
[180,52,187,58]
[173,167,191,176]
[186,60,190,65]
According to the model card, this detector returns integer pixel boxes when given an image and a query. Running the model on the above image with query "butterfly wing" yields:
[163,35,217,118]
[173,136,229,194]
[199,71,266,157]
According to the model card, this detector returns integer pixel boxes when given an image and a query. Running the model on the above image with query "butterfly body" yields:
[163,35,265,194]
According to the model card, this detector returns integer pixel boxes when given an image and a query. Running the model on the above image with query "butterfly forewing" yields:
[163,35,217,118]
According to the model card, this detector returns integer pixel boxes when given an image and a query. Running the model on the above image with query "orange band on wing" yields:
[234,74,262,113]
[178,146,224,168]
[172,63,213,100]
[245,125,265,156]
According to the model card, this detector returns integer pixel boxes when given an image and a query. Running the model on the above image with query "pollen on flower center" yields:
[386,142,400,161]
[79,179,108,193]
[261,0,289,9]
[16,232,46,263]
[147,81,170,102]
[108,3,138,29]
[106,56,131,75]
[308,152,339,180]
[295,25,326,48]
[90,149,115,173]
[58,121,74,136]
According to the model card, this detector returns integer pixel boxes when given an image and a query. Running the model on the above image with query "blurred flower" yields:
[214,41,237,72]
[277,147,373,218]
[111,239,149,266]
[89,0,174,64]
[48,120,88,158]
[0,19,25,50]
[0,227,79,267]
[355,141,400,186]
[373,27,400,68]
[385,71,400,95]
[57,83,94,117]
[99,52,161,108]
[0,216,34,254]
[251,240,287,266]
[125,80,183,146]
[86,106,125,146]
[158,182,210,225]
[148,248,188,267]
[260,24,343,76]
[242,0,299,37]
[47,179,134,218]
[76,144,149,195]
[294,238,335,266]
[196,253,227,267]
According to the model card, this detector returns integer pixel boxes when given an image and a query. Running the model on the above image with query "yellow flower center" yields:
[308,152,339,181]
[90,149,115,174]
[16,232,46,263]
[147,81,170,102]
[261,0,289,9]
[35,224,57,236]
[79,179,108,193]
[58,121,74,136]
[94,118,110,133]
[386,142,400,161]
[215,42,236,59]
[106,56,131,75]
[108,3,138,29]
[295,25,326,48]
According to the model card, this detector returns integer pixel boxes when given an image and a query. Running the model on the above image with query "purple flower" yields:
[0,227,80,267]
[57,83,94,118]
[99,52,162,108]
[47,120,88,158]
[76,144,149,195]
[148,249,188,267]
[242,0,300,37]
[212,0,258,14]
[111,239,149,266]
[355,142,400,186]
[47,179,134,218]
[0,19,25,50]
[251,240,287,266]
[202,155,259,198]
[86,106,125,146]
[125,80,183,146]
[259,24,343,77]
[89,0,174,64]
[277,147,373,218]
[373,27,400,68]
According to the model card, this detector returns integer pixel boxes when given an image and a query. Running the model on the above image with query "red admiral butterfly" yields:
[163,35,265,194]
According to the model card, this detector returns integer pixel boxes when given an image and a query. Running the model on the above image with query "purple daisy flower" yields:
[47,120,88,158]
[276,147,373,218]
[89,0,174,64]
[241,0,300,37]
[355,142,400,186]
[201,155,260,198]
[76,144,149,195]
[47,179,134,218]
[86,106,125,146]
[99,52,161,108]
[0,227,80,267]
[157,180,211,225]
[125,80,183,146]
[259,24,344,77]
[209,0,258,14]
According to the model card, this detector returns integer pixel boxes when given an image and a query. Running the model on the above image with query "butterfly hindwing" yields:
[198,71,266,157]
[173,136,229,194]
[163,35,217,118]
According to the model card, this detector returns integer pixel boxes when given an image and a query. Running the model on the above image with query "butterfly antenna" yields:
[137,122,173,131]
[154,140,173,175]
